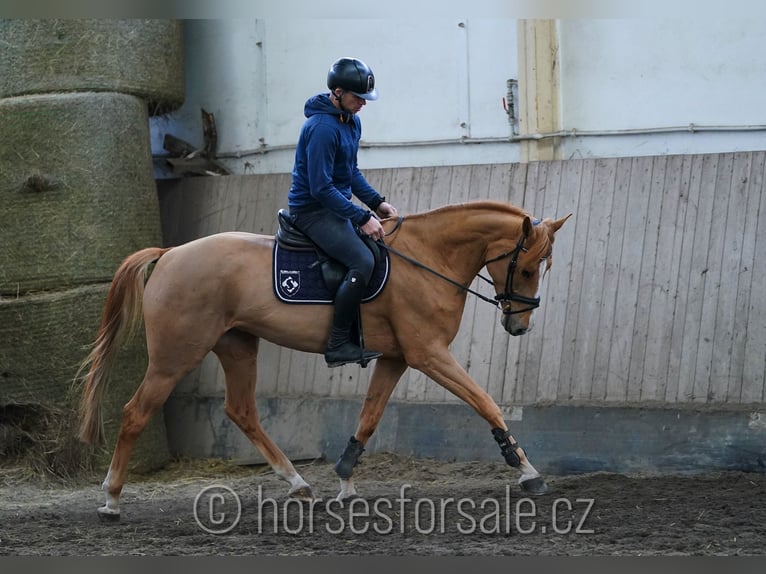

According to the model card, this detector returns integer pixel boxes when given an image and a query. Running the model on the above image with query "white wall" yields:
[151,19,766,175]
[151,18,520,174]
[557,19,766,160]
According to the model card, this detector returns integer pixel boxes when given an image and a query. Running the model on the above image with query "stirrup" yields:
[325,341,382,368]
[325,354,381,368]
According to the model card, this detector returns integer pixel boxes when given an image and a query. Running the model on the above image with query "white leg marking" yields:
[518,459,541,484]
[336,478,358,501]
[275,469,312,499]
[286,474,311,492]
[98,471,120,515]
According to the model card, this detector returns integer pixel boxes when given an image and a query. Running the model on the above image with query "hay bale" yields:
[0,92,162,296]
[0,284,169,474]
[0,402,90,479]
[0,19,184,113]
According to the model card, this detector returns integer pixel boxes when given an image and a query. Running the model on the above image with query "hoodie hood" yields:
[304,93,343,119]
[289,92,381,225]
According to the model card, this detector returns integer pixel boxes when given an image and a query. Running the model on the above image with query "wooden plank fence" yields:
[157,151,766,407]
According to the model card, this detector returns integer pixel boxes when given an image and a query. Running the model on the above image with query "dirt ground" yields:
[0,453,764,556]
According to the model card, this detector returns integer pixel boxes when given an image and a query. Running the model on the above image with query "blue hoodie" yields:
[288,93,383,226]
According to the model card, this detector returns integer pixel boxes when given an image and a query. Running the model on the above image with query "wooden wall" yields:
[158,151,766,407]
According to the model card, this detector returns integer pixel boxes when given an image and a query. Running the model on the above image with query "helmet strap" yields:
[331,89,352,120]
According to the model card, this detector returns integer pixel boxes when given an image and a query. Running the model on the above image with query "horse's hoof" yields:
[97,508,121,523]
[335,493,360,503]
[520,476,548,496]
[289,486,315,501]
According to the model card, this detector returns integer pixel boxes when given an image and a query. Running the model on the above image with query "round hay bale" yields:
[0,19,184,114]
[0,284,169,474]
[0,92,163,296]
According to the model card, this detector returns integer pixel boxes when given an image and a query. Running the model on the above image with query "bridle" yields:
[482,233,542,315]
[378,217,542,316]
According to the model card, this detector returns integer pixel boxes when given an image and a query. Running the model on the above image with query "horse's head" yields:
[485,212,571,336]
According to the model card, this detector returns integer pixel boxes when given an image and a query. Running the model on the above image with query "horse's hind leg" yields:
[213,330,313,500]
[99,365,184,521]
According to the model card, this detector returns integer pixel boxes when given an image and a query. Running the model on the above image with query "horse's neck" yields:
[402,205,521,280]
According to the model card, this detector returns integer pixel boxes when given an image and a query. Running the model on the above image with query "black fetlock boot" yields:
[324,270,382,368]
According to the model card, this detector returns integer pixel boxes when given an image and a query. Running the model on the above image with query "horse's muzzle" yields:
[502,314,534,336]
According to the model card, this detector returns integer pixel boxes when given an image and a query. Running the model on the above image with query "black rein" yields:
[377,217,541,315]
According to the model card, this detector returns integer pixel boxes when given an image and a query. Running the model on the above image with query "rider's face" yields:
[335,90,367,114]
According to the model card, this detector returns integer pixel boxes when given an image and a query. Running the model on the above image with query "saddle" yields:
[273,209,389,302]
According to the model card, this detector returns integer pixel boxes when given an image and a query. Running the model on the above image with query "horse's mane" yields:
[404,200,553,266]
[409,200,531,220]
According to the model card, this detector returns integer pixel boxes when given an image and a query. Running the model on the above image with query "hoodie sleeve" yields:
[305,121,372,225]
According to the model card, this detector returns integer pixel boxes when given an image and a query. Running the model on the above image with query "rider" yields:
[288,57,398,368]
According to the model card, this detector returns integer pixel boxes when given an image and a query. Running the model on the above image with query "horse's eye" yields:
[521,269,532,279]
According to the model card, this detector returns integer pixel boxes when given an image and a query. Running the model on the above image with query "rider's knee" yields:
[348,253,375,284]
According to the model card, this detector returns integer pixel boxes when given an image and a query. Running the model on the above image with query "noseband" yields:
[482,233,541,315]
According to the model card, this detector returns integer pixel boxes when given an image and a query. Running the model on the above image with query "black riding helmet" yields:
[327,57,378,101]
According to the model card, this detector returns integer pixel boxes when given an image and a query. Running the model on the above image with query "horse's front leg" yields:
[410,347,548,495]
[335,357,408,500]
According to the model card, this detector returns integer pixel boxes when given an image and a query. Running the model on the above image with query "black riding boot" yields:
[325,270,382,368]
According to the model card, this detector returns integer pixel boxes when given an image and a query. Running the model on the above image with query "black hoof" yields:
[520,476,548,496]
[336,493,361,503]
[289,486,315,501]
[97,511,121,523]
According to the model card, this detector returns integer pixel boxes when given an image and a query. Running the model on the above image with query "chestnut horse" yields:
[78,200,570,520]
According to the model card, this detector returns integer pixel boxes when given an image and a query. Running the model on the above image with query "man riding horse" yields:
[287,57,398,368]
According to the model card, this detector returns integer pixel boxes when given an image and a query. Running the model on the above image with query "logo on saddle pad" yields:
[279,270,301,297]
[273,243,389,304]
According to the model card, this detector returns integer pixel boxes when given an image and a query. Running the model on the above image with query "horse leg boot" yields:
[334,358,408,500]
[492,427,548,495]
[324,270,382,368]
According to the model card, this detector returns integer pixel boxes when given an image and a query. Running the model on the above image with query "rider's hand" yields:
[361,216,385,240]
[376,201,398,219]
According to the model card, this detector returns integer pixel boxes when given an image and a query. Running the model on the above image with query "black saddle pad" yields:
[273,243,390,304]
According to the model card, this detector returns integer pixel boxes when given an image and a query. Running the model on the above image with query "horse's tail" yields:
[78,246,172,446]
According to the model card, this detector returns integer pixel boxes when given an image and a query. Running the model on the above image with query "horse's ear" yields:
[522,215,534,237]
[551,213,573,234]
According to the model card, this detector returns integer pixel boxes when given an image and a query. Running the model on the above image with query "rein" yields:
[378,216,541,315]
[378,241,501,308]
